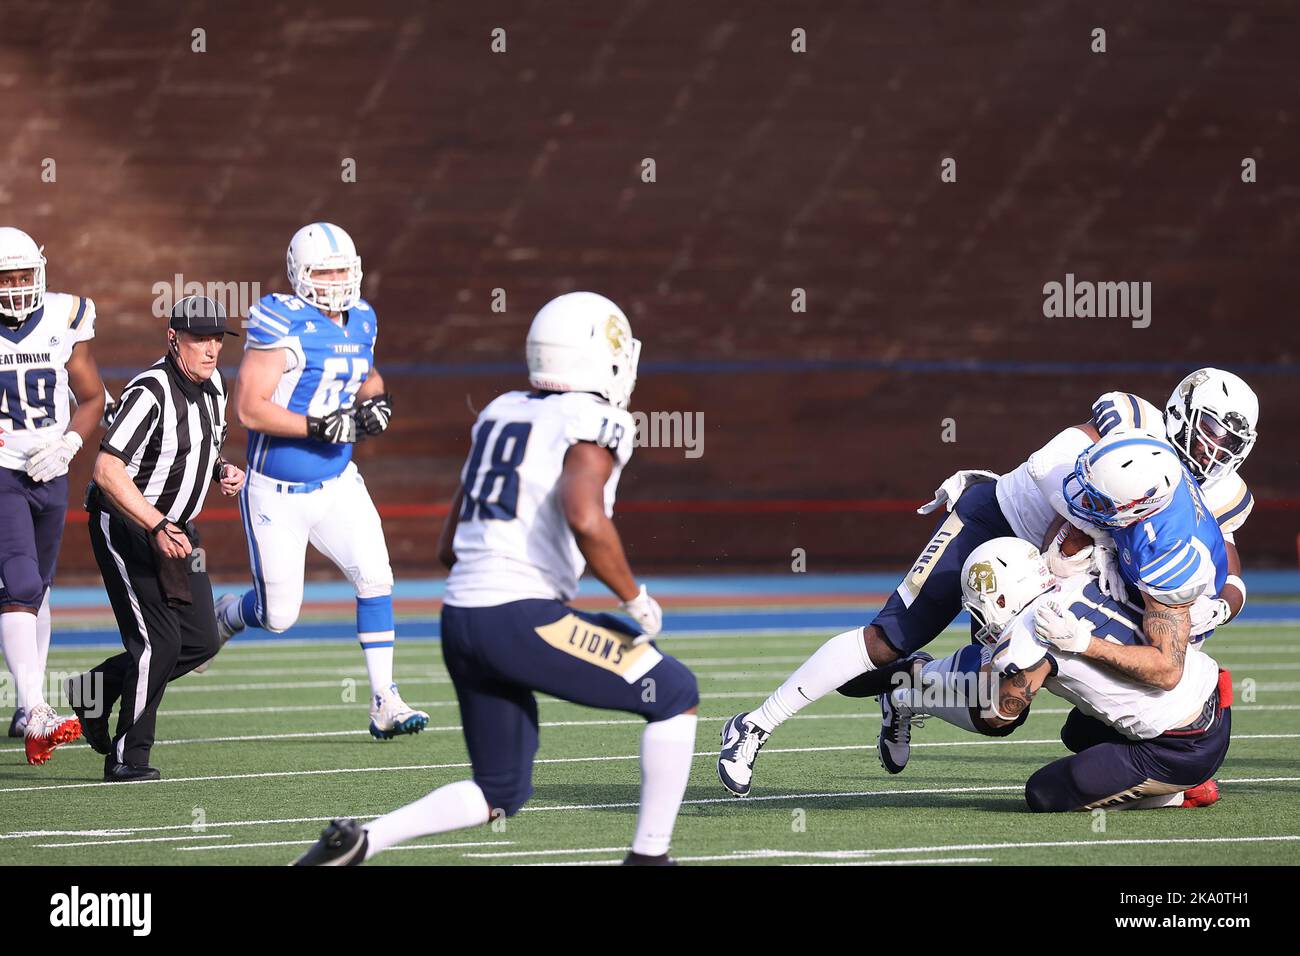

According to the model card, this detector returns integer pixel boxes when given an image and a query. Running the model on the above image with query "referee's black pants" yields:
[76,506,219,770]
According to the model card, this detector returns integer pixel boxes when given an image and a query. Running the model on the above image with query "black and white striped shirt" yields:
[100,354,229,524]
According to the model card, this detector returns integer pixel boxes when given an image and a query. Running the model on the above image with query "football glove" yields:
[25,432,82,483]
[1033,599,1094,653]
[307,408,358,444]
[354,393,393,436]
[620,585,663,644]
[1189,594,1232,637]
[1044,523,1094,579]
[1093,544,1129,601]
[917,469,1000,515]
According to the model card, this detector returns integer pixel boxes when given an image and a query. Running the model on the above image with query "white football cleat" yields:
[369,684,430,740]
[717,712,770,797]
[196,593,243,674]
[25,702,82,766]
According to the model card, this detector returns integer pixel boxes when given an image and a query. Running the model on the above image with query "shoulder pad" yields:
[1203,474,1254,535]
[563,396,635,466]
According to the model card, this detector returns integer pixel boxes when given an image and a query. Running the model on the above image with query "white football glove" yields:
[1189,594,1232,637]
[1044,523,1095,579]
[25,432,82,483]
[620,585,663,644]
[916,469,1000,515]
[1033,599,1094,653]
[1093,544,1129,600]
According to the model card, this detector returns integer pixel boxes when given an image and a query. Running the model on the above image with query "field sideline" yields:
[2,619,1297,867]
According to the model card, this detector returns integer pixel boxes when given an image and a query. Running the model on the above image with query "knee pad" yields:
[261,603,299,634]
[0,556,44,610]
[353,566,394,601]
[1024,771,1063,813]
[643,659,700,721]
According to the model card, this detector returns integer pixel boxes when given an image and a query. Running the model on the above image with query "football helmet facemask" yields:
[286,222,362,314]
[1165,368,1258,484]
[0,227,47,326]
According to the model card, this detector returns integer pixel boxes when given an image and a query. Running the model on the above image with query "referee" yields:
[67,295,244,782]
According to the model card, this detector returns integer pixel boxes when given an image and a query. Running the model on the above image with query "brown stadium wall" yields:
[4,1,1297,581]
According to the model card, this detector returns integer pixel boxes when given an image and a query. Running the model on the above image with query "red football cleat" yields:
[24,704,83,766]
[1181,779,1220,808]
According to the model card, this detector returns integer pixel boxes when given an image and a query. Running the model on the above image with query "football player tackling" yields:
[211,223,427,739]
[296,292,699,866]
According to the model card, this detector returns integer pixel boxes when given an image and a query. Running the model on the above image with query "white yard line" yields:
[35,834,232,848]
[5,736,1298,795]
[175,839,513,853]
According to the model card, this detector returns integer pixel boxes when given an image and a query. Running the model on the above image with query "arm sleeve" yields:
[564,402,636,468]
[1026,425,1095,531]
[68,296,96,343]
[99,384,159,464]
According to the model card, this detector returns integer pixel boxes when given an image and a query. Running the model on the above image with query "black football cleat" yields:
[294,819,368,866]
[7,707,26,738]
[622,851,676,866]
[104,763,162,783]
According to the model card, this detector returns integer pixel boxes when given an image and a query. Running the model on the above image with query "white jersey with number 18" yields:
[444,390,635,608]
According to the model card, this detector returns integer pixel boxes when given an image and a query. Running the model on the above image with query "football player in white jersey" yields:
[0,226,106,764]
[209,223,427,739]
[295,292,700,866]
[885,538,1229,810]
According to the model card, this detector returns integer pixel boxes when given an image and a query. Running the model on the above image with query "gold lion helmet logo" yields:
[966,561,998,596]
[605,314,629,357]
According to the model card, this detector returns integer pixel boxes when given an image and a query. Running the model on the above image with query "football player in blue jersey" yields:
[1053,427,1228,678]
[210,223,427,739]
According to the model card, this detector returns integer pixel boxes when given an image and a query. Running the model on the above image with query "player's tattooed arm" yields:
[437,487,463,569]
[1081,595,1191,691]
[988,659,1052,727]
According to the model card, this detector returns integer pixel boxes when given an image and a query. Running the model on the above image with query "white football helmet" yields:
[1064,428,1184,529]
[526,292,641,409]
[961,538,1054,645]
[0,227,47,324]
[1165,368,1258,484]
[286,222,362,313]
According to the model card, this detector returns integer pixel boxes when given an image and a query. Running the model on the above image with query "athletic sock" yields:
[35,590,51,680]
[631,712,698,857]
[363,779,492,859]
[749,628,873,733]
[909,644,985,733]
[0,611,44,710]
[228,590,255,631]
[357,595,395,696]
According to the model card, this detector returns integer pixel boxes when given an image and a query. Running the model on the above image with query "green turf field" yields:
[3,625,1298,866]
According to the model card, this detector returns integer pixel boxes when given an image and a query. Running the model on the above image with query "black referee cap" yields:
[169,295,239,337]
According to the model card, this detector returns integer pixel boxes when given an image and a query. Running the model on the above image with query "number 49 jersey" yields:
[0,292,96,471]
[444,390,635,608]
[244,292,377,483]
